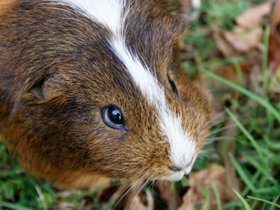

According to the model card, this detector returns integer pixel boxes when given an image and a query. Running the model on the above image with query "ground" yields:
[0,0,279,209]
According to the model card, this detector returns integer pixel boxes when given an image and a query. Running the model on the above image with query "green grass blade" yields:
[0,202,33,210]
[264,136,280,149]
[204,71,280,122]
[213,184,222,210]
[269,195,280,210]
[229,154,256,192]
[245,157,272,181]
[233,190,252,210]
[242,171,261,197]
[247,195,280,209]
[226,109,265,162]
[204,187,211,210]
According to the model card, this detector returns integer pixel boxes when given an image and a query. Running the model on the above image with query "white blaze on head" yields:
[60,0,197,176]
[58,0,125,34]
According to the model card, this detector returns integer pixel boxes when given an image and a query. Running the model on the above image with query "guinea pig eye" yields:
[101,105,127,131]
[168,74,178,95]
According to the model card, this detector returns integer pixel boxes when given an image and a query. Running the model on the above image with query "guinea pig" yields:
[0,0,211,190]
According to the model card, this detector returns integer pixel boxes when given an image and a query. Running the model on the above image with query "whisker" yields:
[211,111,226,121]
[129,174,152,210]
[205,138,236,145]
[208,124,237,136]
[202,112,228,130]
[150,179,157,193]
[200,148,218,155]
[207,136,236,141]
[113,176,144,210]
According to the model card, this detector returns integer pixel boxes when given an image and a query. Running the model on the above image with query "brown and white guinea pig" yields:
[0,0,211,190]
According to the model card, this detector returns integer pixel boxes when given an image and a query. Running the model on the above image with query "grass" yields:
[184,0,280,209]
[1,0,280,209]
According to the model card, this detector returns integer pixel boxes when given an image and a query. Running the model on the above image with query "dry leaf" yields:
[178,189,197,210]
[158,181,181,209]
[109,182,132,205]
[119,180,154,210]
[224,26,263,53]
[124,190,154,210]
[213,27,238,57]
[269,0,280,73]
[213,2,270,57]
[269,0,280,95]
[179,164,234,210]
[57,202,73,210]
[270,70,280,96]
[236,1,271,29]
[213,26,263,57]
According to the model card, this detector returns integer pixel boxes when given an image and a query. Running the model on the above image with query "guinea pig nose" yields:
[169,165,183,172]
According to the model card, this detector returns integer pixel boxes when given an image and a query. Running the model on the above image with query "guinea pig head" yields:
[0,0,211,184]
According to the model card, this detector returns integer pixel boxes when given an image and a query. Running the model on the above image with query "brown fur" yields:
[0,0,211,190]
[0,0,16,16]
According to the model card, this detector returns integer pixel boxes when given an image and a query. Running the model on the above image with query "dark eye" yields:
[168,75,178,95]
[101,105,127,131]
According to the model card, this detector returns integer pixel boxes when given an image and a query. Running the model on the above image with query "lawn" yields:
[0,0,279,209]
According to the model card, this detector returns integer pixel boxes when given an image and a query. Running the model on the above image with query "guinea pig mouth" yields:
[166,171,185,181]
[164,156,197,181]
[165,165,193,181]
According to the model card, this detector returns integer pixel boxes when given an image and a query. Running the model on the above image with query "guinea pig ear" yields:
[25,75,64,103]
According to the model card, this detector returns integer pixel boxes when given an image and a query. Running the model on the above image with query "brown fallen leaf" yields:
[124,190,154,210]
[57,202,73,210]
[158,181,181,209]
[178,188,197,210]
[109,182,132,205]
[270,70,280,95]
[213,27,238,57]
[213,1,270,58]
[269,0,280,72]
[117,180,154,210]
[269,0,280,95]
[179,164,236,210]
[236,1,271,29]
[213,26,263,57]
[224,26,263,53]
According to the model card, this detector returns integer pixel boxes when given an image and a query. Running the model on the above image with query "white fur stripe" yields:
[57,0,125,34]
[111,34,196,169]
[59,0,196,171]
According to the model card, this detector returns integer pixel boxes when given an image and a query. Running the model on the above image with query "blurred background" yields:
[0,0,279,209]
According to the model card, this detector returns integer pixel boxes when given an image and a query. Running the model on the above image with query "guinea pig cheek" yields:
[166,171,185,182]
